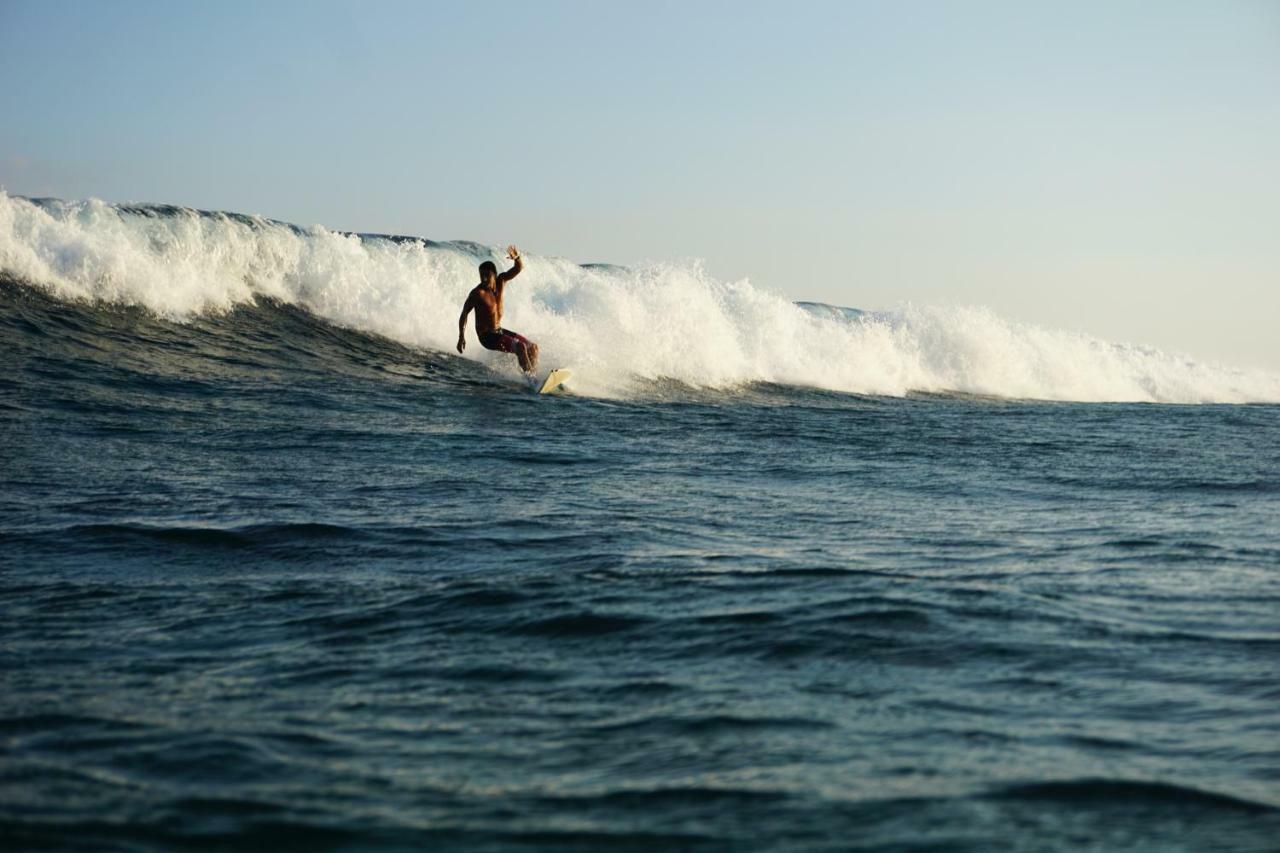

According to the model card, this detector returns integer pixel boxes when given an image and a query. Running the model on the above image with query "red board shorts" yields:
[479,328,532,354]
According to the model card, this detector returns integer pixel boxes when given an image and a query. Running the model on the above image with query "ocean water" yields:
[2,195,1280,851]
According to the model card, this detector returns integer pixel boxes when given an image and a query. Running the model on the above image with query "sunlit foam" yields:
[3,191,1277,403]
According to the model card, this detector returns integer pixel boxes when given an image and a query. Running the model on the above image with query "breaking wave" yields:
[2,192,1276,402]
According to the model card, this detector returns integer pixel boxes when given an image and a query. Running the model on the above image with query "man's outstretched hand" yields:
[507,245,520,261]
[457,336,466,354]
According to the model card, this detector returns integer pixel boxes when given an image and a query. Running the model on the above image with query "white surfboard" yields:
[536,367,572,395]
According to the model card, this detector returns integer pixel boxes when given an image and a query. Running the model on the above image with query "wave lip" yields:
[3,192,1278,403]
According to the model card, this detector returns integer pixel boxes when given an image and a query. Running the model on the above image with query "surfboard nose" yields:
[537,368,572,395]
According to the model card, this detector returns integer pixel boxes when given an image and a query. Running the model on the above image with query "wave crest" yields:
[2,192,1277,403]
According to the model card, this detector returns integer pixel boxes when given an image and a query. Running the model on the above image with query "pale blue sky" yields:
[3,0,1278,368]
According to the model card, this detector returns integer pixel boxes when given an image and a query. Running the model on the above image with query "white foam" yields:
[3,192,1278,403]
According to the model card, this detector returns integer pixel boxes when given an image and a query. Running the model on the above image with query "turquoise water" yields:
[3,279,1278,851]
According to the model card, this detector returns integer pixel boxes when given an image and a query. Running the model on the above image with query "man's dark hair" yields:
[479,260,497,278]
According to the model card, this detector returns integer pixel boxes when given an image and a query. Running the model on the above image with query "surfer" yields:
[456,245,539,375]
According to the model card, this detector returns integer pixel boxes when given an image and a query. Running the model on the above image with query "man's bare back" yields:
[456,246,539,374]
[466,280,505,339]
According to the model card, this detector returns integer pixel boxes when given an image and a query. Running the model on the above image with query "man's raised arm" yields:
[497,245,523,284]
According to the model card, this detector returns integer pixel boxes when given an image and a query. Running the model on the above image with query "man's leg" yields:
[515,342,540,374]
[504,331,537,374]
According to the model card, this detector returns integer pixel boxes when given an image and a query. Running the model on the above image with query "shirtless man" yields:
[456,245,539,375]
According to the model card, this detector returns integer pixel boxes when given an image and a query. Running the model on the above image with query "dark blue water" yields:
[3,279,1279,851]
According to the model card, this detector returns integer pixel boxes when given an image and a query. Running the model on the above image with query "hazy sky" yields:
[3,0,1278,369]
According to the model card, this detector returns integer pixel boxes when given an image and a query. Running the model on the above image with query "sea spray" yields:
[2,192,1277,403]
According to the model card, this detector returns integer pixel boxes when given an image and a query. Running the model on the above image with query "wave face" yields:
[2,192,1276,402]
